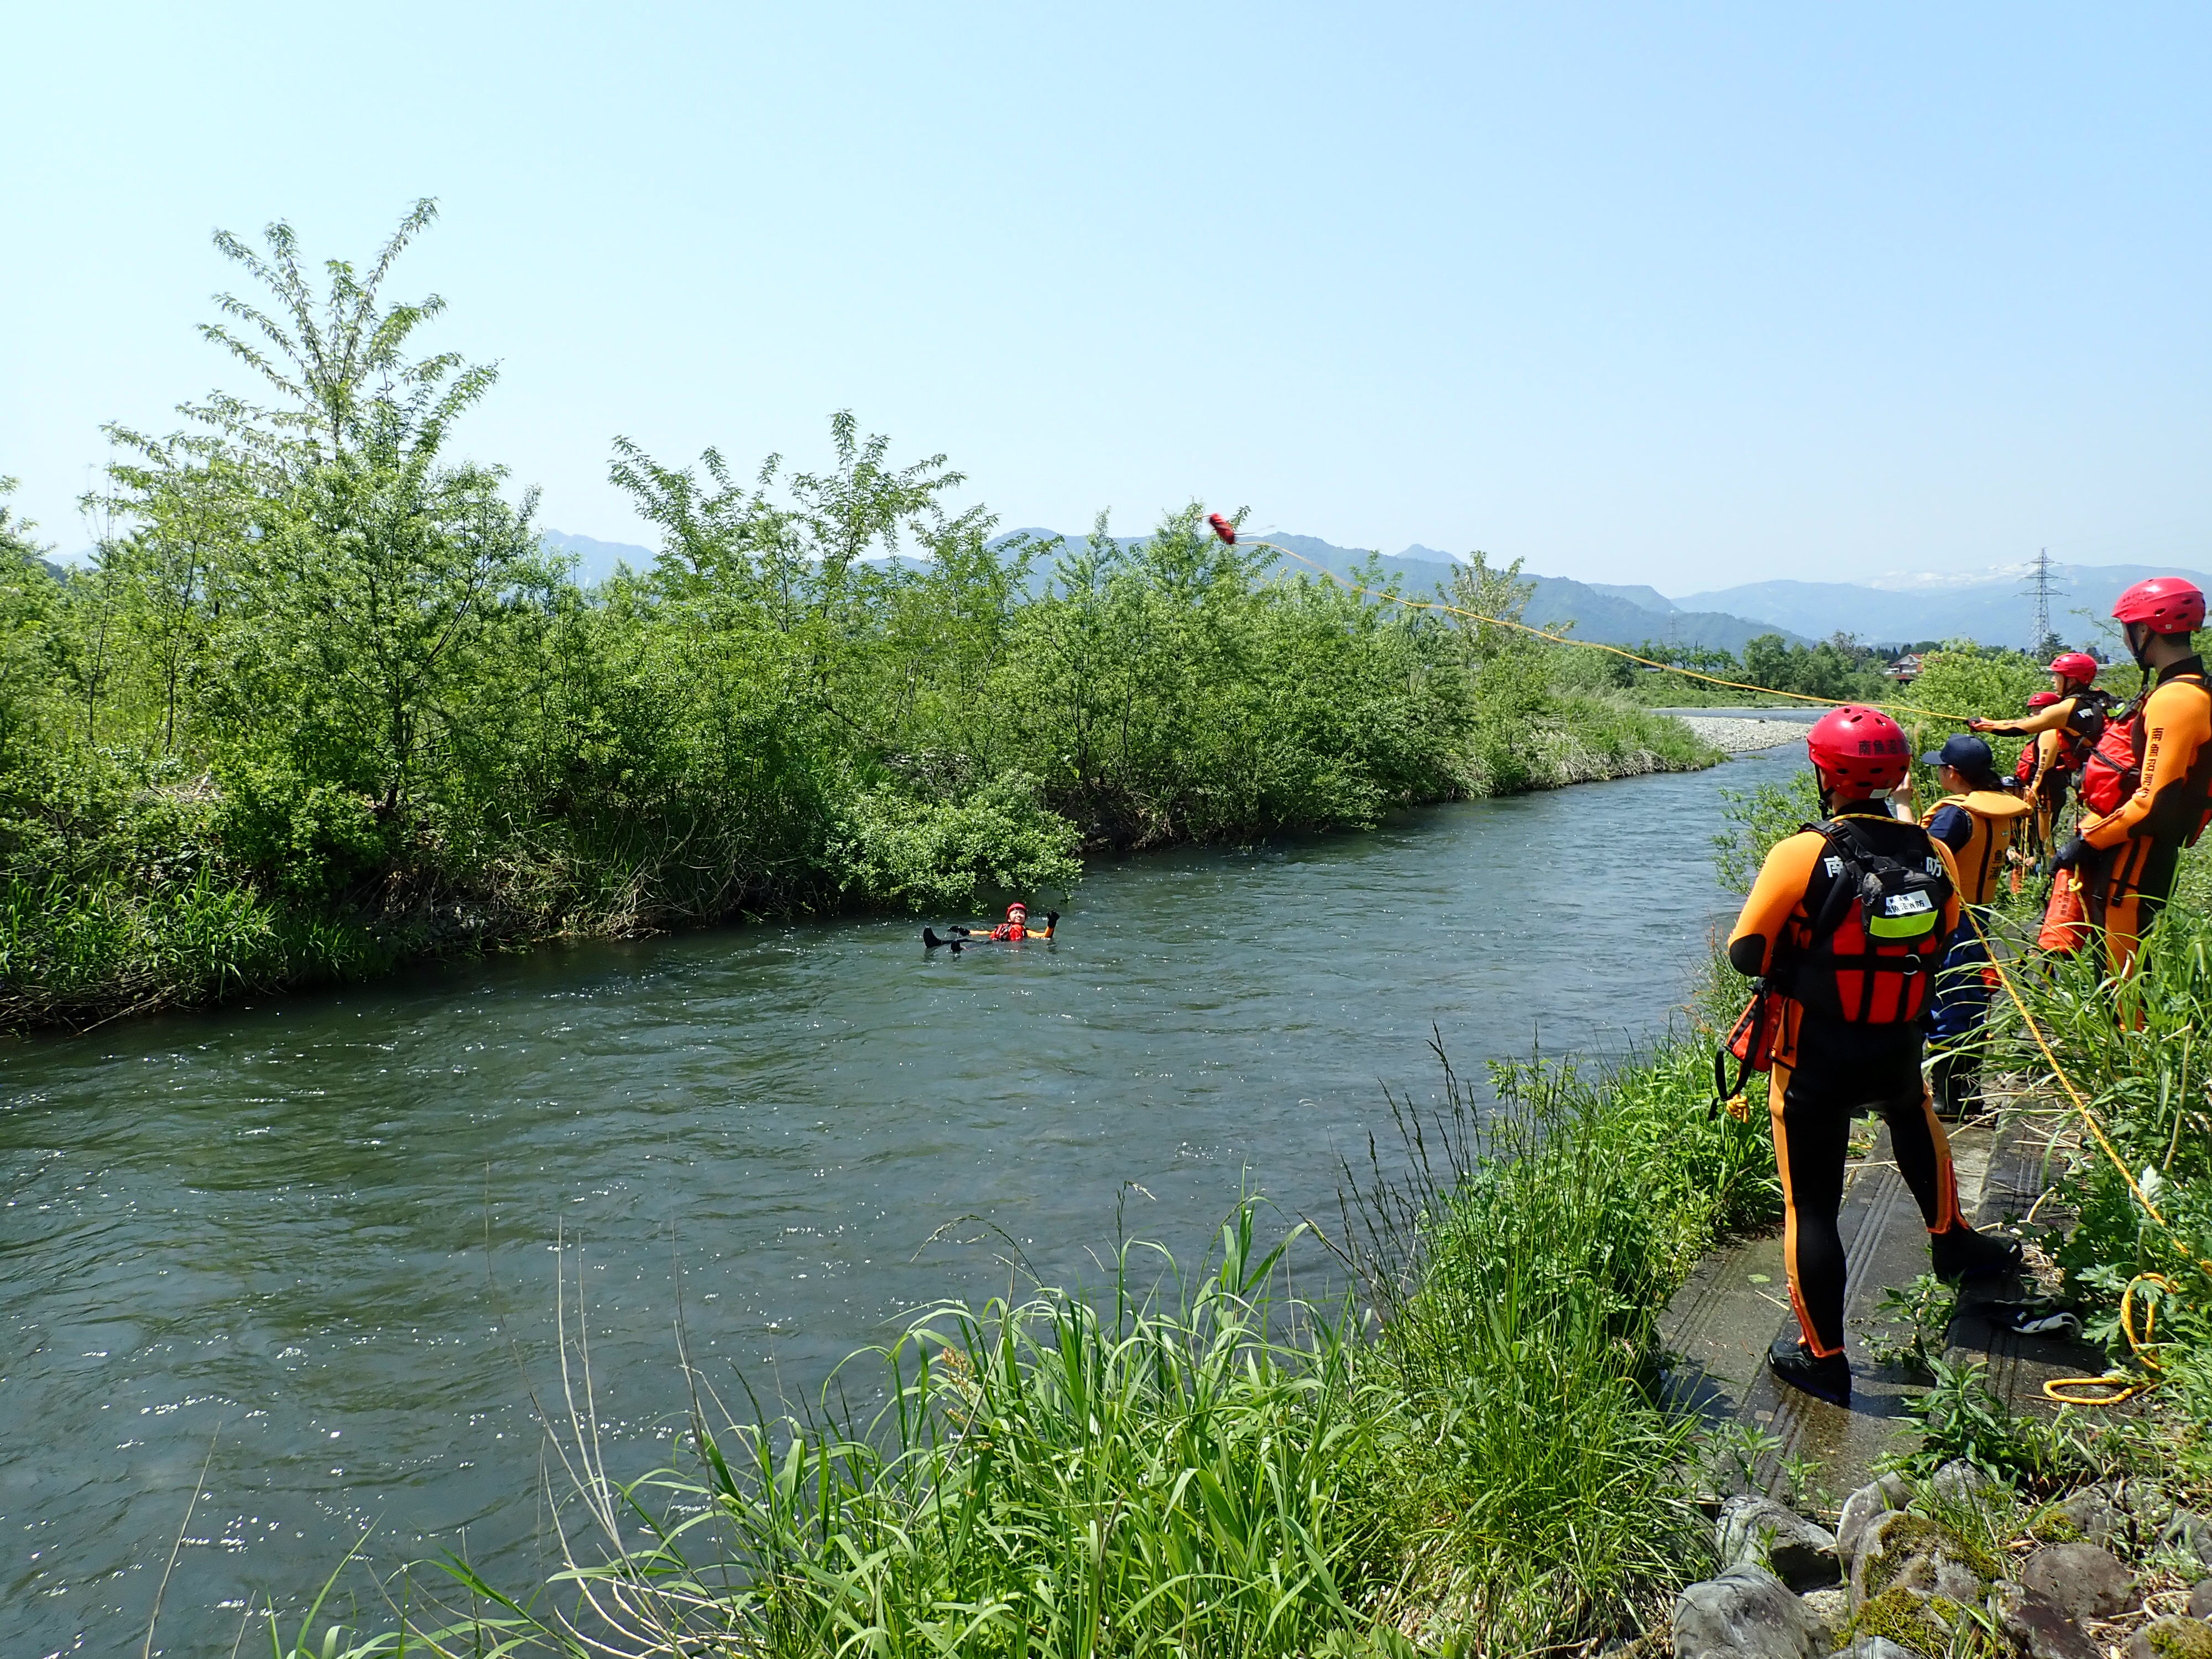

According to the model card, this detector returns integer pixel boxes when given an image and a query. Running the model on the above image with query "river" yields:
[1,747,1796,1653]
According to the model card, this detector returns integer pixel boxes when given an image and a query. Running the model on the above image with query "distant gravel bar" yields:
[1677,714,1806,753]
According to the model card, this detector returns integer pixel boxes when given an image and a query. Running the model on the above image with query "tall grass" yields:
[0,868,393,1026]
[1335,1041,1778,1648]
[1984,844,2212,1469]
[320,1034,1777,1658]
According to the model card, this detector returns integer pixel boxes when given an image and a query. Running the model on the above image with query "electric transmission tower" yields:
[2024,546,2056,656]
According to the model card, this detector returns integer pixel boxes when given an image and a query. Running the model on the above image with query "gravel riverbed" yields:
[1678,714,1807,753]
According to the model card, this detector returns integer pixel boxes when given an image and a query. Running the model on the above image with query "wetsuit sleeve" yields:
[1932,839,1963,934]
[2084,679,2212,848]
[1923,803,1973,852]
[1726,832,1824,977]
[1978,700,2073,738]
[2033,729,2059,787]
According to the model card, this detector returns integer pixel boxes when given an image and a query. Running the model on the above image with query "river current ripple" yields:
[0,748,1796,1651]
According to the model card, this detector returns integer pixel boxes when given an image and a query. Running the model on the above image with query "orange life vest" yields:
[1923,789,2030,906]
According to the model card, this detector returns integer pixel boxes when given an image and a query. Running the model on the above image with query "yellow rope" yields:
[1955,902,2209,1405]
[1961,900,2163,1223]
[2045,1273,2176,1407]
[1241,536,1985,726]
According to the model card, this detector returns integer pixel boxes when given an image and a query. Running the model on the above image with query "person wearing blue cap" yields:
[1918,734,2030,1118]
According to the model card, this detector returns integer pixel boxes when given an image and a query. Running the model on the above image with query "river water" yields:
[2,748,1796,1653]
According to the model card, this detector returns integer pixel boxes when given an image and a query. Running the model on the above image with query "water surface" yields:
[0,749,1794,1653]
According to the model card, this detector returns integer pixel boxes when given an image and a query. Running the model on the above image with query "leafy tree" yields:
[0,478,63,754]
[100,200,545,823]
[1742,632,1794,692]
[192,197,492,466]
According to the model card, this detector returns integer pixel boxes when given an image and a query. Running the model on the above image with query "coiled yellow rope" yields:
[1960,903,2206,1406]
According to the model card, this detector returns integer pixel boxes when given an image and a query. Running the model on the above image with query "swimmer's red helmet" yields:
[1007,902,1027,917]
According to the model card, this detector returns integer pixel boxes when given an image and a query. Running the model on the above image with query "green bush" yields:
[1899,643,2049,792]
[215,760,389,905]
[828,771,1081,912]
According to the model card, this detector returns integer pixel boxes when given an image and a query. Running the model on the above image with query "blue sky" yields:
[4,4,2208,591]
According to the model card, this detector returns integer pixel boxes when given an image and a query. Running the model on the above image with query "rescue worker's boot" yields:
[1927,1049,1962,1122]
[1932,1053,1983,1122]
[1930,1224,2023,1283]
[1768,1335,1851,1406]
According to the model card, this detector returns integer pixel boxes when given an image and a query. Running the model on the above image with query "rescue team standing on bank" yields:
[2039,578,2212,980]
[1975,650,2115,868]
[1728,576,2212,1405]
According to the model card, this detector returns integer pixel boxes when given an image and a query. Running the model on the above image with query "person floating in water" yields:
[987,902,1055,941]
[922,903,1060,951]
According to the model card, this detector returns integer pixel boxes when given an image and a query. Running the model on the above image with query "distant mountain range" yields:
[541,529,653,585]
[1223,534,1809,653]
[1672,564,2212,650]
[538,528,2208,656]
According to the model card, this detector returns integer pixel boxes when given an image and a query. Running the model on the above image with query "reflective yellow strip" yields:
[1867,913,1938,939]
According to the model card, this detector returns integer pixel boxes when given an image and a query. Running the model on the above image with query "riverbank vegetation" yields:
[1981,845,2212,1483]
[0,206,1714,1030]
[1613,632,1915,707]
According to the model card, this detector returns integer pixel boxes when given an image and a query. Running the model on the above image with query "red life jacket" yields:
[2080,713,2139,816]
[1782,818,1952,1025]
[2012,743,2036,786]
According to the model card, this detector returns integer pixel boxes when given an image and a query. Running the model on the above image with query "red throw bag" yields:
[2038,872,2089,956]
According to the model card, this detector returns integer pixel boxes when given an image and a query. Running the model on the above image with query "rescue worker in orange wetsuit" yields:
[2003,691,2064,871]
[2048,578,2212,980]
[1918,734,2031,1120]
[1971,653,2111,861]
[1727,706,2023,1406]
[985,902,1057,942]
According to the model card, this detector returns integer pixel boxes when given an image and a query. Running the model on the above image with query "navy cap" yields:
[1921,734,1996,775]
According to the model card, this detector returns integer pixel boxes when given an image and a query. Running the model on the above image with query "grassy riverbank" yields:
[1978,844,2212,1481]
[0,208,1715,1032]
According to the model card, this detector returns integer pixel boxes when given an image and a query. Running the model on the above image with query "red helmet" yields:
[2112,577,2205,634]
[2047,651,2100,685]
[1006,902,1027,917]
[1806,705,1911,794]
[2026,691,2062,709]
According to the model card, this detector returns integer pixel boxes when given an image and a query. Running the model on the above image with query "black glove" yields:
[1044,910,1060,928]
[2051,836,2089,873]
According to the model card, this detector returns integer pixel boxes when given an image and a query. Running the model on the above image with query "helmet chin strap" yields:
[1815,774,1893,812]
